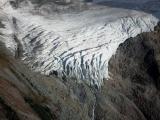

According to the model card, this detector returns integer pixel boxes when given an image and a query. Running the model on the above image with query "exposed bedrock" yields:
[8,0,89,13]
[94,22,160,120]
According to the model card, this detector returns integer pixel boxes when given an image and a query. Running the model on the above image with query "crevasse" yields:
[1,2,159,88]
[15,16,158,88]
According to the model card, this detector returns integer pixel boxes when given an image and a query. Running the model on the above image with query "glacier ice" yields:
[0,0,159,88]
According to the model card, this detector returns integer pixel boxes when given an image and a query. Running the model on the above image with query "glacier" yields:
[0,0,160,88]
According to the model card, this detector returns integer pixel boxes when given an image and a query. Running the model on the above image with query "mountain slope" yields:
[1,1,160,119]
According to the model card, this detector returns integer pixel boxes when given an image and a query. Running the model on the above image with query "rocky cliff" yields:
[95,22,160,120]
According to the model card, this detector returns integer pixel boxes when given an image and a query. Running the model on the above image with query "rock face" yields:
[95,23,160,120]
[9,0,88,13]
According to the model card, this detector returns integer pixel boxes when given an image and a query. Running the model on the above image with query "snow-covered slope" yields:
[0,0,159,88]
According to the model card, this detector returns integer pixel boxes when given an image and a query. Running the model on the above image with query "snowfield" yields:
[0,0,159,88]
